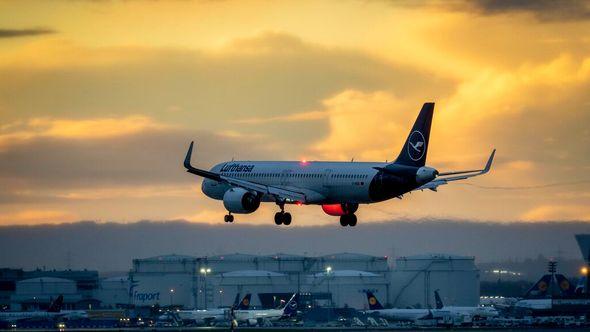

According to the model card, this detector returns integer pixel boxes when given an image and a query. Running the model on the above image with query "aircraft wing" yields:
[183,142,309,203]
[416,149,495,192]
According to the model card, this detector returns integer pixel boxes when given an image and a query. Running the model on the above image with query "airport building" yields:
[128,252,478,310]
[0,252,479,311]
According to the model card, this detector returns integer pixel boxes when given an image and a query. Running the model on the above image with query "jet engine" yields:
[322,203,359,216]
[223,188,260,214]
[415,166,438,184]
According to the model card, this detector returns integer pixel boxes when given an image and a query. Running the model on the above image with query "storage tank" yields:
[389,254,479,308]
[96,276,129,308]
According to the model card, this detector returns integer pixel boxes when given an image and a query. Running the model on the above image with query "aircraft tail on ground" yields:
[366,291,384,310]
[555,274,575,296]
[282,293,299,317]
[394,102,434,167]
[433,290,444,309]
[47,295,63,313]
[525,274,552,298]
[237,294,251,310]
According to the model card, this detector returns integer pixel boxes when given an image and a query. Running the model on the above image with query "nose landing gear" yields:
[339,214,357,227]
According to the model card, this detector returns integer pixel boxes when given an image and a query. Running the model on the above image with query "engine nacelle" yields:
[223,188,260,214]
[415,166,438,184]
[322,203,359,216]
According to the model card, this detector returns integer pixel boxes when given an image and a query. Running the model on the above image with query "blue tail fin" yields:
[525,274,552,298]
[366,291,384,310]
[434,290,443,309]
[47,295,63,313]
[555,274,575,296]
[282,293,298,317]
[237,294,251,310]
[394,103,434,167]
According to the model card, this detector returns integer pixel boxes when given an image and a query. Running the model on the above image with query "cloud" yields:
[0,116,169,150]
[0,28,55,39]
[464,0,590,22]
[0,209,77,225]
[521,204,590,221]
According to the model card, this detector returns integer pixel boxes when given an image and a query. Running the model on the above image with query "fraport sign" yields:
[134,291,160,303]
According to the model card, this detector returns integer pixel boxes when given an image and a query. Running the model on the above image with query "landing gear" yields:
[224,213,234,223]
[274,212,292,225]
[339,214,357,227]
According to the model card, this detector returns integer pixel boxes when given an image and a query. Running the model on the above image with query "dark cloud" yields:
[464,0,590,21]
[0,27,56,38]
[0,220,587,272]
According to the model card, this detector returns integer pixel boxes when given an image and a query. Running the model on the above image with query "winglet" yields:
[184,141,195,170]
[482,149,496,174]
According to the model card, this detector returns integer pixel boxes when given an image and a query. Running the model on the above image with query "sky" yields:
[1,0,590,226]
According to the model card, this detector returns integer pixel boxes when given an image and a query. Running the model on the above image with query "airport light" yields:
[326,266,332,274]
[200,267,212,309]
[581,267,588,276]
[169,288,175,305]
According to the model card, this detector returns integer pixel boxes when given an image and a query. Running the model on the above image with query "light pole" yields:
[326,266,333,306]
[200,267,212,309]
[169,288,175,306]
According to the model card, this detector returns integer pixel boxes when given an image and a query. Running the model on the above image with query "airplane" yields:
[0,295,87,324]
[232,293,299,326]
[434,290,498,319]
[176,293,251,325]
[364,291,432,322]
[184,102,495,226]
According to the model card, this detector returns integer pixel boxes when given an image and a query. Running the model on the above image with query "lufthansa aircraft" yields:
[184,103,495,226]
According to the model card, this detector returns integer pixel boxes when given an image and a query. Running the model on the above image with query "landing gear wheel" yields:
[340,215,349,227]
[274,212,283,225]
[283,213,292,225]
[224,214,234,223]
[340,214,357,227]
[348,214,357,227]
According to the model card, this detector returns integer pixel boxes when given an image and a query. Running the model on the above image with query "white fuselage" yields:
[176,308,227,324]
[0,310,87,322]
[366,308,431,322]
[233,308,284,323]
[435,306,499,318]
[202,161,387,204]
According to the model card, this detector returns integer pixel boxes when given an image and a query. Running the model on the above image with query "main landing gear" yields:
[339,214,357,227]
[274,201,292,226]
[224,213,234,223]
[274,212,292,225]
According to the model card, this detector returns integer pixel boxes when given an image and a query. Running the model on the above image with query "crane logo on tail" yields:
[407,131,426,161]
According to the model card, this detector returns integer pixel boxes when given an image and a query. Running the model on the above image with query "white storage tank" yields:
[95,276,129,308]
[389,254,479,309]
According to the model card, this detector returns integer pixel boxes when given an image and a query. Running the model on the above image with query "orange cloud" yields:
[0,116,169,150]
[0,209,78,225]
[521,204,590,222]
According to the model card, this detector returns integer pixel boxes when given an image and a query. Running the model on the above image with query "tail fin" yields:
[47,295,63,313]
[237,294,251,310]
[555,274,575,296]
[433,290,443,309]
[366,291,384,310]
[524,274,552,298]
[282,293,299,317]
[394,102,434,167]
